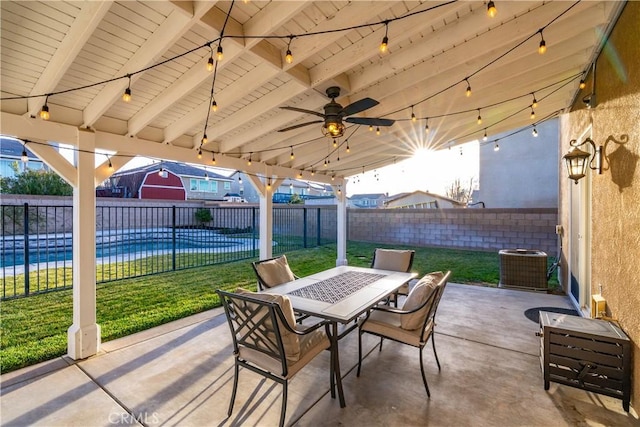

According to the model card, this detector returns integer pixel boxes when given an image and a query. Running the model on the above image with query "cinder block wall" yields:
[348,208,558,254]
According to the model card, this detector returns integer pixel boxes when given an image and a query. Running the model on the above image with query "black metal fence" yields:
[1,204,334,300]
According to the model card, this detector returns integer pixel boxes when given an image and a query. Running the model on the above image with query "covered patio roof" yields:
[0,0,625,183]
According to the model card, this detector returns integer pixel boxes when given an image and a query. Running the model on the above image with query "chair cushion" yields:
[254,255,296,288]
[360,309,431,347]
[372,249,413,272]
[400,272,444,330]
[235,288,300,362]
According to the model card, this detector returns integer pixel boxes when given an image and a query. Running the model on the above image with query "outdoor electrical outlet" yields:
[555,225,563,235]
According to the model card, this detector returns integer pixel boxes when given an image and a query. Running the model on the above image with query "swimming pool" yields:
[1,228,254,268]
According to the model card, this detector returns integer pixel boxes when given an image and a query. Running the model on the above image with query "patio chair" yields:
[217,288,332,427]
[371,248,415,306]
[357,270,451,397]
[252,255,299,291]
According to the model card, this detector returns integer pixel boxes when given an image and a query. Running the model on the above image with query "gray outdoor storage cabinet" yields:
[539,311,631,412]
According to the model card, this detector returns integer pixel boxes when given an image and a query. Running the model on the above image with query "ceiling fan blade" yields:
[341,97,379,116]
[280,106,325,118]
[278,120,323,132]
[346,117,395,127]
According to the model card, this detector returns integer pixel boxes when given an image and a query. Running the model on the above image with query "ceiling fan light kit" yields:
[279,86,395,138]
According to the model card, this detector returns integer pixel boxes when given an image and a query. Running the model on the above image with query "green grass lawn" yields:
[0,242,558,374]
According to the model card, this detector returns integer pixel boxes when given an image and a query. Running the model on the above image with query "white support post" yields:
[246,172,274,260]
[333,183,348,266]
[67,129,100,360]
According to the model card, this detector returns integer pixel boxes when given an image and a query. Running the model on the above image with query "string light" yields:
[21,145,28,163]
[425,118,430,133]
[538,30,547,54]
[211,99,218,112]
[197,148,203,159]
[311,169,315,176]
[332,139,337,148]
[122,75,132,102]
[531,93,538,108]
[465,78,472,97]
[487,1,497,18]
[212,152,216,165]
[346,143,350,153]
[376,127,380,136]
[477,109,482,125]
[369,125,373,132]
[266,179,271,190]
[530,107,536,120]
[290,146,294,160]
[411,105,417,123]
[247,153,252,166]
[532,127,539,137]
[285,36,294,64]
[494,142,500,151]
[201,134,208,145]
[39,96,50,120]
[379,22,389,53]
[483,129,488,141]
[108,157,114,171]
[207,44,214,72]
[579,78,586,89]
[298,170,303,178]
[205,170,209,181]
[238,175,242,184]
[216,43,223,61]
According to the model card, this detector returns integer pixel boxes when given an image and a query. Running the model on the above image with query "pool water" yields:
[1,238,241,267]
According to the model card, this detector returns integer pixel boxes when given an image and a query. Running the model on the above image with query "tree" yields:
[194,208,213,227]
[288,193,304,204]
[445,177,474,205]
[0,169,72,196]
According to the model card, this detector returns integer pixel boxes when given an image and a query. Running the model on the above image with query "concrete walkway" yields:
[1,284,637,426]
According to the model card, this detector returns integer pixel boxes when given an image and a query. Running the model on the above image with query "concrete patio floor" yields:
[1,283,637,426]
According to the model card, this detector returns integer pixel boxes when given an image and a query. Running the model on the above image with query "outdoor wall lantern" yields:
[563,134,628,183]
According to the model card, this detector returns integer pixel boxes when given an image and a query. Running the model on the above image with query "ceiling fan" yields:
[278,86,394,138]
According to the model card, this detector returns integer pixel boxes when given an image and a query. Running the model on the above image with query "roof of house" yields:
[385,190,463,205]
[0,137,39,160]
[349,193,387,200]
[112,161,229,181]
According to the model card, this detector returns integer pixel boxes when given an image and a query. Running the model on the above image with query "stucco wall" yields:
[479,118,559,208]
[559,1,640,411]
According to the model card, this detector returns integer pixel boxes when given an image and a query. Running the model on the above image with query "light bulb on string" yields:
[425,118,430,133]
[122,75,132,102]
[379,22,389,53]
[211,99,218,112]
[202,133,208,145]
[108,157,114,171]
[411,105,417,123]
[285,36,294,64]
[332,139,337,148]
[477,109,482,125]
[346,143,350,153]
[494,142,500,152]
[538,31,546,54]
[298,171,303,179]
[530,107,536,120]
[487,1,497,18]
[21,146,28,163]
[465,79,472,97]
[216,43,223,61]
[205,171,209,181]
[290,146,294,160]
[369,125,373,132]
[198,148,203,159]
[483,129,488,141]
[376,127,381,136]
[212,152,216,165]
[40,96,50,120]
[532,127,539,137]
[207,44,214,71]
[531,93,538,108]
[579,78,586,90]
[247,153,252,166]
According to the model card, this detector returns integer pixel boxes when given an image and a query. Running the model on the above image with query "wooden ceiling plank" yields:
[33,3,143,116]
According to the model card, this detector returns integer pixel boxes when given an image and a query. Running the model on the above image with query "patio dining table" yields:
[263,265,416,407]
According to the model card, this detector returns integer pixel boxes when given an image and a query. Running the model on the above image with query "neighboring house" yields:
[477,118,559,208]
[228,172,333,203]
[0,136,47,178]
[222,193,247,203]
[384,190,464,209]
[348,193,387,208]
[101,161,232,201]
